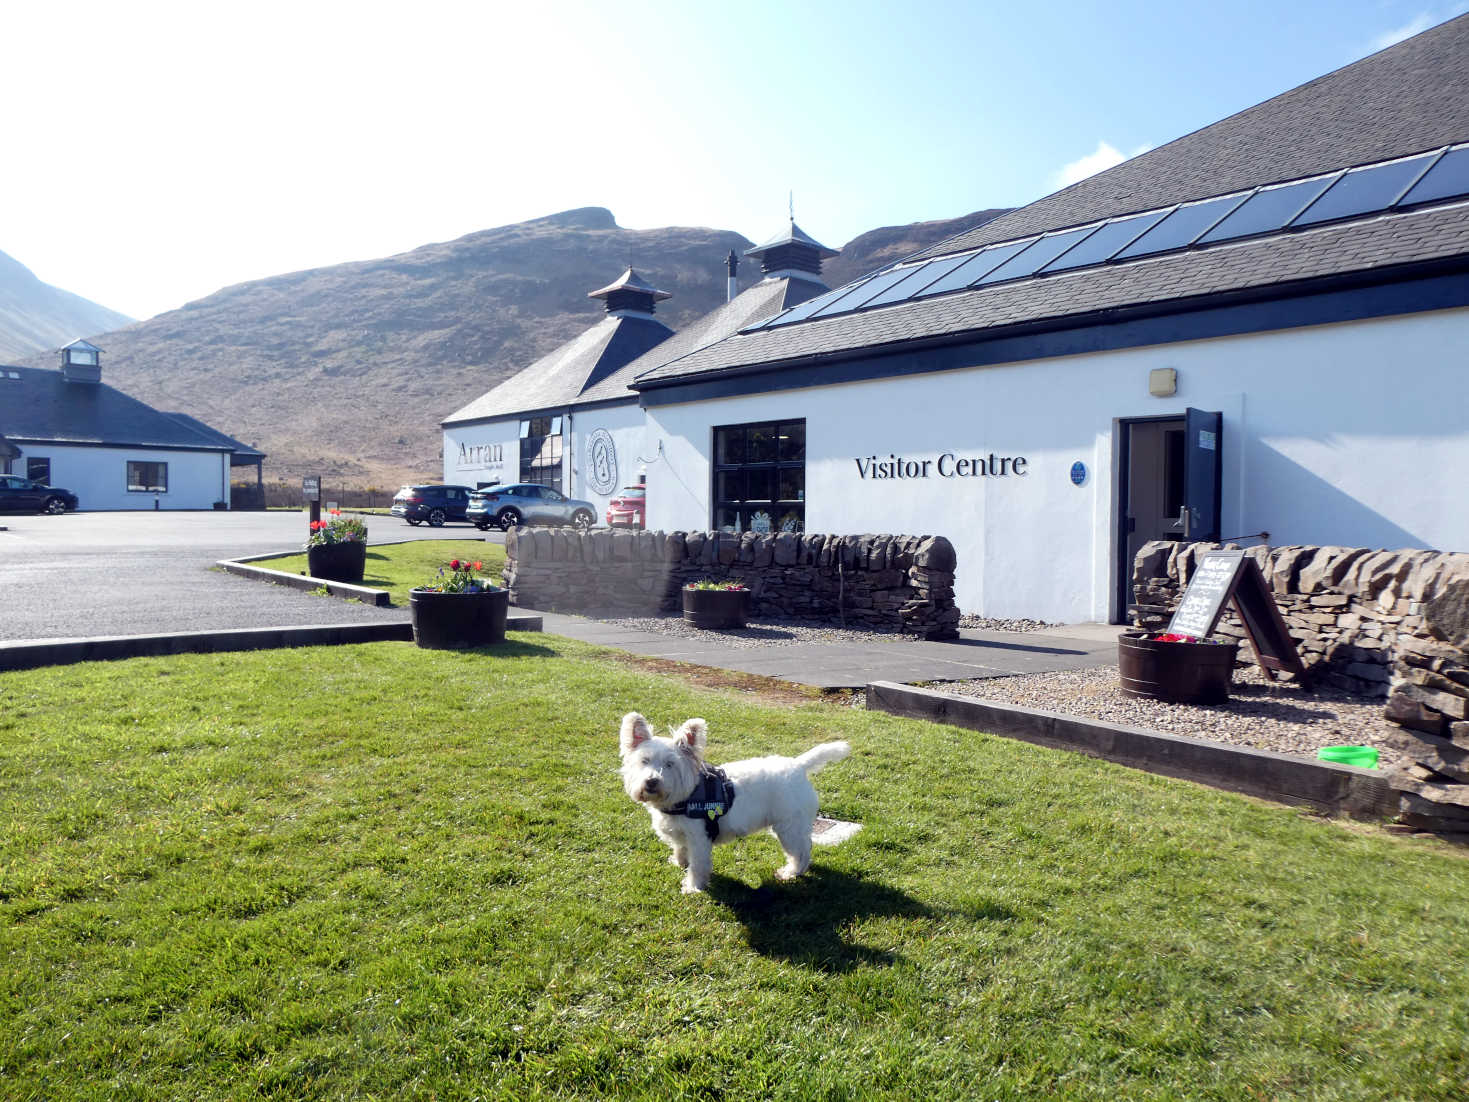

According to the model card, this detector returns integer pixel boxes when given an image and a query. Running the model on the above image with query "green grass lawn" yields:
[3,638,1468,1100]
[260,539,506,606]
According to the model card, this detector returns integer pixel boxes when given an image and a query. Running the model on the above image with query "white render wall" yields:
[442,402,649,518]
[444,418,517,488]
[14,445,229,510]
[644,307,1469,624]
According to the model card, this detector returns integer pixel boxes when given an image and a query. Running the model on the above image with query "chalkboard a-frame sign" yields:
[1167,550,1308,682]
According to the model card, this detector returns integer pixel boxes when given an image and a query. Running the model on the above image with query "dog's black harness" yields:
[670,766,736,840]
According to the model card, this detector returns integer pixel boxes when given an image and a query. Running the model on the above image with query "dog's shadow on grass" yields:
[706,867,932,973]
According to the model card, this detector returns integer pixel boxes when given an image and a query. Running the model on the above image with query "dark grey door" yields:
[1182,408,1222,542]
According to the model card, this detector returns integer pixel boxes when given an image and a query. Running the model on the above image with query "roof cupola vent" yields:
[744,220,838,279]
[60,338,102,384]
[587,267,673,316]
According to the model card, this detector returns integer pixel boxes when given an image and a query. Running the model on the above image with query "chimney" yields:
[726,250,739,302]
[59,339,102,384]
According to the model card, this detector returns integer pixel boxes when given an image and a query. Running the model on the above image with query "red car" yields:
[606,484,646,529]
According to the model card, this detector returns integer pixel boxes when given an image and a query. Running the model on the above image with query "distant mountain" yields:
[26,205,1010,489]
[0,249,132,361]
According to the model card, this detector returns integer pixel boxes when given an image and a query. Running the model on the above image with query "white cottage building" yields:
[0,340,264,510]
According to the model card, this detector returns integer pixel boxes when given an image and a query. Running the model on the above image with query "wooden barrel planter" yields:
[682,587,750,629]
[306,541,367,583]
[1118,630,1239,704]
[409,587,509,649]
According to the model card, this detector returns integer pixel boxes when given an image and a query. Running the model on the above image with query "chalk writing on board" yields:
[1168,550,1243,638]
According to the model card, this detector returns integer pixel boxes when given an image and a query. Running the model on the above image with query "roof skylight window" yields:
[1112,193,1249,260]
[1040,209,1170,272]
[742,141,1469,334]
[1396,145,1469,208]
[1197,176,1337,243]
[1292,152,1440,227]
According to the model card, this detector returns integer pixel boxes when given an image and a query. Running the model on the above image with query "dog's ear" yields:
[674,718,707,757]
[620,712,653,757]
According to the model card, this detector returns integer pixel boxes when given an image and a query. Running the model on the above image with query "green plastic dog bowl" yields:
[1317,745,1379,769]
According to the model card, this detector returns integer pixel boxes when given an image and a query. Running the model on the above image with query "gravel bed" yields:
[958,615,1061,633]
[938,664,1409,770]
[591,613,1404,770]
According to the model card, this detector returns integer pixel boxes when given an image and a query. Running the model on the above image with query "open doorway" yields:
[1114,408,1222,619]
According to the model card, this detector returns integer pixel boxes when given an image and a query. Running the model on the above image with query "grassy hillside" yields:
[19,205,1009,490]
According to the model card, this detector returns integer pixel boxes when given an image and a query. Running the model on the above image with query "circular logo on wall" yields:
[1070,461,1088,486]
[587,429,619,496]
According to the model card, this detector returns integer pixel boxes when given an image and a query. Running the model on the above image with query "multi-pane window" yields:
[712,419,805,534]
[127,461,168,493]
[519,416,563,490]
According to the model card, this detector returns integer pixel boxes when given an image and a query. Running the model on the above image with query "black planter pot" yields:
[1118,630,1239,704]
[307,541,367,583]
[409,587,509,649]
[681,587,750,629]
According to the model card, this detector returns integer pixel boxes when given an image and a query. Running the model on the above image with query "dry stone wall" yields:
[1132,540,1469,834]
[502,528,960,639]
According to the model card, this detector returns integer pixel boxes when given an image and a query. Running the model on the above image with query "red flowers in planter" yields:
[1154,633,1199,643]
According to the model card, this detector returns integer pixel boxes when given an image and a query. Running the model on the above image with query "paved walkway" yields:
[525,610,1124,690]
[1,512,1124,688]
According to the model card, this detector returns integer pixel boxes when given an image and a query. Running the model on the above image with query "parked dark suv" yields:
[390,484,475,526]
[0,474,79,514]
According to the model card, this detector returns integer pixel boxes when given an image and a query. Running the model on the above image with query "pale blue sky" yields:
[3,0,1465,321]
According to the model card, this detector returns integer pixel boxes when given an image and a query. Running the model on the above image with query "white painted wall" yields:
[644,306,1469,623]
[444,418,516,488]
[565,404,648,517]
[443,402,648,519]
[13,445,229,510]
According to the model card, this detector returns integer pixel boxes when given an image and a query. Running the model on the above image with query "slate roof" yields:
[576,275,829,406]
[161,412,266,463]
[916,13,1469,260]
[0,366,238,452]
[444,273,832,422]
[635,14,1469,390]
[442,314,673,425]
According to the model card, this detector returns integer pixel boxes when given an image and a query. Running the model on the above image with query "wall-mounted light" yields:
[1148,367,1177,397]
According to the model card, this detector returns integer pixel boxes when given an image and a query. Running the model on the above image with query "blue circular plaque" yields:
[1070,461,1088,486]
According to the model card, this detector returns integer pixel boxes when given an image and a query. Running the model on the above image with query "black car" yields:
[389,484,475,526]
[467,483,597,532]
[0,474,79,514]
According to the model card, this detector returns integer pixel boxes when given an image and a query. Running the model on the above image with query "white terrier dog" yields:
[619,711,851,895]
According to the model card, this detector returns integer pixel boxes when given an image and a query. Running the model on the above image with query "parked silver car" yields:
[467,483,597,532]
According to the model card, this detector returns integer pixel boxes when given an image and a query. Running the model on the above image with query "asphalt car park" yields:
[0,511,498,644]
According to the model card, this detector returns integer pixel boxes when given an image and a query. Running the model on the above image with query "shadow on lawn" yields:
[707,867,933,973]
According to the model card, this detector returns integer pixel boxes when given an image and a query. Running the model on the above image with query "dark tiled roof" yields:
[0,366,237,451]
[577,276,828,405]
[443,314,673,425]
[634,202,1469,385]
[634,16,1469,388]
[915,14,1469,260]
[162,412,266,461]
